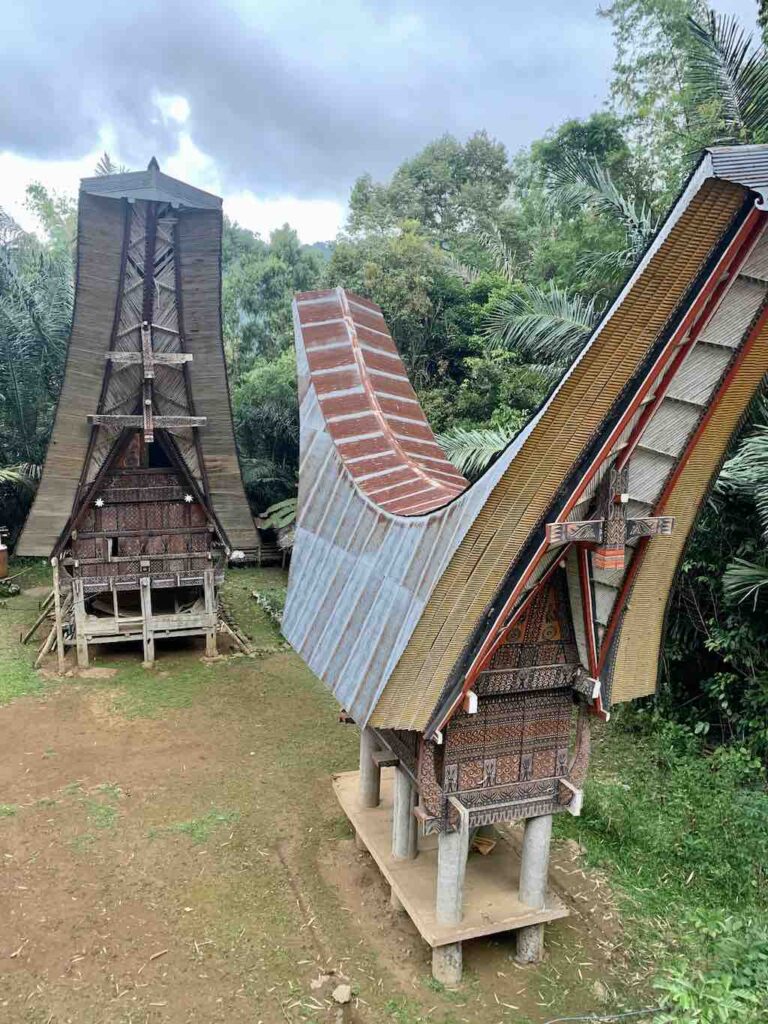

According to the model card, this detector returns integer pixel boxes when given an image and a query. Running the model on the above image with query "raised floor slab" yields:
[333,768,568,948]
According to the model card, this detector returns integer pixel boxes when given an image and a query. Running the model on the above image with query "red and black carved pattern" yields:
[418,570,581,830]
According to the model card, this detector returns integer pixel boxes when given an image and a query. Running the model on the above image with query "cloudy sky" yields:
[0,0,759,242]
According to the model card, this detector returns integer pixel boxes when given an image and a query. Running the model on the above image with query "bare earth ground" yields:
[0,566,649,1024]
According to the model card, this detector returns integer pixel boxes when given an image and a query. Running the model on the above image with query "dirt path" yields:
[0,574,641,1024]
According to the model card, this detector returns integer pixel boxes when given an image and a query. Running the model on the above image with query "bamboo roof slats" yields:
[176,209,257,551]
[284,144,768,735]
[17,194,127,556]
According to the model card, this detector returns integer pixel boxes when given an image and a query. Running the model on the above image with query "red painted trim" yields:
[578,546,598,677]
[435,206,765,734]
[596,293,768,673]
[615,212,766,473]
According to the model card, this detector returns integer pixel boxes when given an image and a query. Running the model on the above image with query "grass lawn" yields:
[0,559,765,1023]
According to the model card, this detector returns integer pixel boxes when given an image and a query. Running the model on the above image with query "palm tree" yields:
[484,283,600,364]
[718,396,768,606]
[437,423,522,478]
[0,209,73,539]
[545,156,659,283]
[686,12,768,147]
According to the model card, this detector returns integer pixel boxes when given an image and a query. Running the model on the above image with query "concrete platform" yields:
[333,768,568,948]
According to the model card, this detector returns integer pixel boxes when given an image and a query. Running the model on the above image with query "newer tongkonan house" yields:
[284,145,768,834]
[17,160,257,666]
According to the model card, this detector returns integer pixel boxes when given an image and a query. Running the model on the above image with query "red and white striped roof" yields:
[294,288,467,515]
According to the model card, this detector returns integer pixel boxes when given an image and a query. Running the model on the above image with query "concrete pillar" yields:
[358,727,380,808]
[391,767,418,860]
[516,813,553,963]
[432,942,462,987]
[390,888,404,912]
[72,578,89,669]
[435,825,469,926]
[203,568,217,657]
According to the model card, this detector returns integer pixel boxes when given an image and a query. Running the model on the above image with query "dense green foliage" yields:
[559,716,768,1020]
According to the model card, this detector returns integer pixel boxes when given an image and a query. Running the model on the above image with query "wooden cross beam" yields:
[105,351,192,367]
[546,466,674,570]
[87,414,207,430]
[94,319,203,440]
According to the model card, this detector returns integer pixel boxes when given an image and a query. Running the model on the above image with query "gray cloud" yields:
[0,0,760,199]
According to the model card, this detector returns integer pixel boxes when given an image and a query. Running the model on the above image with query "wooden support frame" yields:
[51,558,66,673]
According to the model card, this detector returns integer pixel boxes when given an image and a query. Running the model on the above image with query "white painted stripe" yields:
[305,340,351,353]
[311,363,357,377]
[326,410,377,424]
[299,316,346,328]
[375,390,419,404]
[393,433,444,452]
[379,485,437,507]
[319,386,365,400]
[367,475,420,498]
[355,466,406,483]
[345,449,397,465]
[367,367,411,383]
[359,342,400,361]
[335,431,386,446]
[384,412,430,427]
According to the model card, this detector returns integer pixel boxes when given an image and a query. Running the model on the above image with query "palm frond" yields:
[478,227,517,282]
[723,556,768,607]
[687,13,768,144]
[442,251,481,284]
[484,283,600,364]
[94,152,129,176]
[575,246,639,284]
[546,155,658,256]
[0,462,40,490]
[437,423,520,477]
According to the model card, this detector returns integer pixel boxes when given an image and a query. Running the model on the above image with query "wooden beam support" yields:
[106,351,192,366]
[87,414,207,429]
[140,321,155,379]
[143,379,154,443]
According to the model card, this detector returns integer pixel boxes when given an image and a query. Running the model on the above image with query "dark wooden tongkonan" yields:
[17,160,257,667]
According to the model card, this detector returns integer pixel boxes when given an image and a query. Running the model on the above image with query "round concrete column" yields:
[392,766,418,860]
[358,726,380,809]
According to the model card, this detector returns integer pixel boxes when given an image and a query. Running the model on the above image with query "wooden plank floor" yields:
[333,768,568,948]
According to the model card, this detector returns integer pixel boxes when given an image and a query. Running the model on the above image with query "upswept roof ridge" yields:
[293,288,467,516]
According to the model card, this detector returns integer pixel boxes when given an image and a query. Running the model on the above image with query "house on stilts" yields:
[283,145,768,983]
[17,160,257,667]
